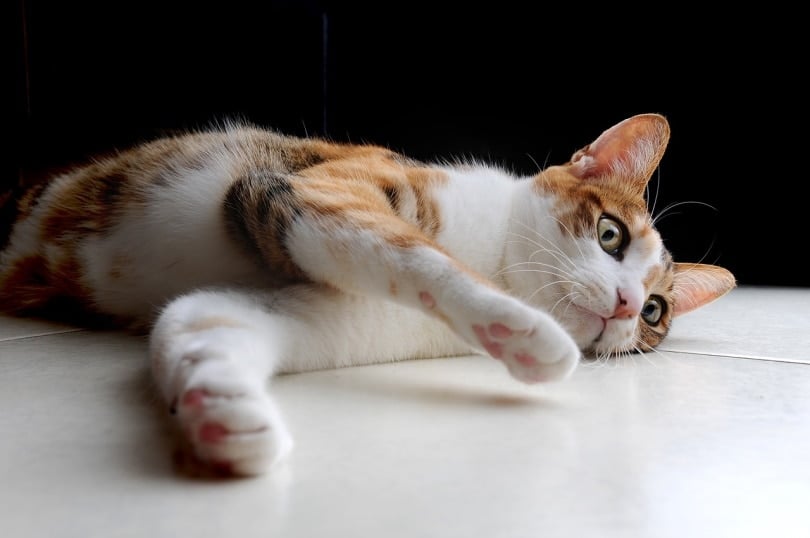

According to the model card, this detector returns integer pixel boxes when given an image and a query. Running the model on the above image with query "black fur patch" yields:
[223,170,304,283]
[382,186,400,212]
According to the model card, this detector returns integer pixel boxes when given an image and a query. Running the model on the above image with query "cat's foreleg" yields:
[149,288,293,475]
[286,218,581,383]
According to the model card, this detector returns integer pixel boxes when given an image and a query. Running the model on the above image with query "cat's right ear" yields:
[567,114,671,196]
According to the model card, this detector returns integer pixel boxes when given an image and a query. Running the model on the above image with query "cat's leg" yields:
[224,171,580,382]
[149,288,294,476]
[284,216,582,384]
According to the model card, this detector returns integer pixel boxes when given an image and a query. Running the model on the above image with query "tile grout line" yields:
[660,348,809,365]
[0,328,87,343]
[1,330,807,366]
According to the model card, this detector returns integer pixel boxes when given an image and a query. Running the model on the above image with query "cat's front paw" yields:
[170,358,292,476]
[461,294,581,383]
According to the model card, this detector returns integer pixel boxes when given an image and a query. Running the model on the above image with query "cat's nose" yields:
[612,289,641,319]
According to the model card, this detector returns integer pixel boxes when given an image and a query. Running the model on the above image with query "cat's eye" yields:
[641,295,666,325]
[597,215,627,257]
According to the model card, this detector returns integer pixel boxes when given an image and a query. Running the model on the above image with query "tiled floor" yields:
[1,286,809,538]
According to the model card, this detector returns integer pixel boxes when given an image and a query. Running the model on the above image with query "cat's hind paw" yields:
[174,385,293,476]
[171,361,293,476]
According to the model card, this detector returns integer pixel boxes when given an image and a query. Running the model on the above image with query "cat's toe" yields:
[176,387,293,476]
[470,304,581,383]
[501,341,580,383]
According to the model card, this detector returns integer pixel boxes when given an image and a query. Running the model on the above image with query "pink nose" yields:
[612,289,641,319]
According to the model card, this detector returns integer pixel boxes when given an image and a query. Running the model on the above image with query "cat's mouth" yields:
[568,304,607,343]
[569,303,645,357]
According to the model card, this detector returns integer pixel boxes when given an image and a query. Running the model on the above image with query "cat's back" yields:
[0,124,348,324]
[2,125,321,244]
[0,123,455,325]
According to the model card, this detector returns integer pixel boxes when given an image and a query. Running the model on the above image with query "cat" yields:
[0,113,735,476]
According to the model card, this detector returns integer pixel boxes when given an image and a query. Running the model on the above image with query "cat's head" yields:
[504,113,735,357]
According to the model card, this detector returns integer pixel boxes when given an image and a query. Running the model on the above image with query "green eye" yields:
[641,295,665,325]
[597,215,626,256]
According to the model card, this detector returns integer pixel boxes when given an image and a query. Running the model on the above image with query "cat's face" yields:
[503,114,735,357]
[506,167,673,356]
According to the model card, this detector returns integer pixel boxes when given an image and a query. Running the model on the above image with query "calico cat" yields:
[0,113,735,475]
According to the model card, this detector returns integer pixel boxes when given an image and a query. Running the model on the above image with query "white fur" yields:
[83,155,269,320]
[148,163,582,474]
[432,165,517,280]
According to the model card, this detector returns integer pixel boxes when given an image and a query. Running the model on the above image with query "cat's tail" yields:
[0,174,49,252]
[0,185,19,252]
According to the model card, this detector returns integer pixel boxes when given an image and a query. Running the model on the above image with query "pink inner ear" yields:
[568,114,670,192]
[672,263,737,317]
[572,135,632,179]
[673,286,719,316]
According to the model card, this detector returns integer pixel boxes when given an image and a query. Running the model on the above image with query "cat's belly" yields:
[81,222,272,322]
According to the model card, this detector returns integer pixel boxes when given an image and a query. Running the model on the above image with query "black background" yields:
[8,1,808,287]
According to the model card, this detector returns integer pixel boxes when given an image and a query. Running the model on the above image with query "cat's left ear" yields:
[568,113,671,196]
[671,263,737,317]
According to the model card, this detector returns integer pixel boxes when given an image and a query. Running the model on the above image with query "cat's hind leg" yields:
[149,288,293,476]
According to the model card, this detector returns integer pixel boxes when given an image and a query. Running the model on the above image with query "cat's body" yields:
[0,114,736,475]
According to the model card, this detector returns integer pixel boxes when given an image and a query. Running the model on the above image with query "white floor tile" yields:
[660,286,810,363]
[2,329,808,538]
[0,314,84,342]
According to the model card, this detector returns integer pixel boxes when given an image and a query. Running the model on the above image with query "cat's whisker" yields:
[593,348,612,369]
[630,342,657,368]
[526,247,578,276]
[502,255,577,279]
[508,219,570,256]
[652,200,717,226]
[494,264,574,283]
[507,223,573,264]
[638,340,673,368]
[545,290,580,316]
[508,219,582,272]
[497,269,579,290]
[683,236,721,267]
[646,166,662,217]
[527,281,583,306]
[525,153,544,174]
[546,215,587,262]
[527,229,579,269]
[562,289,588,318]
[504,234,566,264]
[499,242,574,273]
[613,348,627,368]
[651,211,683,226]
[501,238,578,276]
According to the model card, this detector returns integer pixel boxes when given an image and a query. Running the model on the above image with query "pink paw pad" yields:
[419,291,436,309]
[489,323,513,338]
[199,422,229,443]
[182,389,208,409]
[514,352,538,367]
[473,324,504,359]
